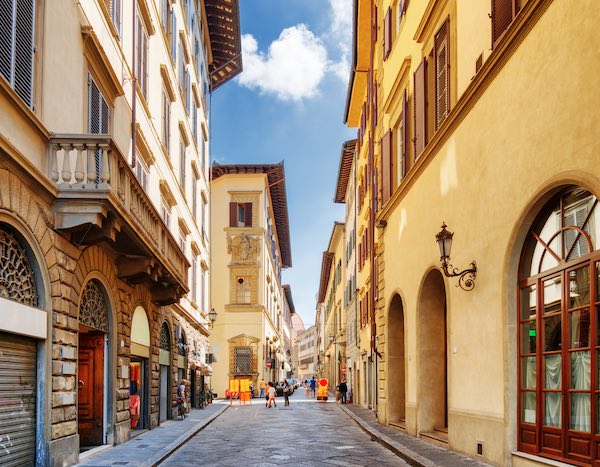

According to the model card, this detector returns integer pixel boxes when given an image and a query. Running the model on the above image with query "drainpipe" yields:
[131,1,137,169]
[368,0,378,416]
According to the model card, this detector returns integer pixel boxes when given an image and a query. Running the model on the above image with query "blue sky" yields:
[211,0,354,327]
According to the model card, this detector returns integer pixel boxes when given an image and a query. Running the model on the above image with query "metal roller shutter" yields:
[0,332,37,466]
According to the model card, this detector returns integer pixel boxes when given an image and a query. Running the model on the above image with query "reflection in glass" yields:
[544,392,561,427]
[521,322,537,354]
[571,393,591,432]
[563,190,595,260]
[522,392,536,424]
[543,278,561,315]
[544,315,561,351]
[569,268,590,308]
[521,356,536,389]
[544,354,561,389]
[570,351,590,390]
[521,285,537,320]
[569,310,590,349]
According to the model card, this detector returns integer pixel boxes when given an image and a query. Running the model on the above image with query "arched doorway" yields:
[130,306,150,431]
[517,186,599,464]
[158,322,171,423]
[388,294,406,427]
[417,269,448,439]
[78,279,112,449]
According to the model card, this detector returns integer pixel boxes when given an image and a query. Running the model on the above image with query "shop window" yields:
[518,187,600,464]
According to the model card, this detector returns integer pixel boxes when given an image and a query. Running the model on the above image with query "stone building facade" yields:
[0,0,241,465]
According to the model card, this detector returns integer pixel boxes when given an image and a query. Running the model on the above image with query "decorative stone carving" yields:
[79,280,109,333]
[227,233,260,263]
[0,227,38,307]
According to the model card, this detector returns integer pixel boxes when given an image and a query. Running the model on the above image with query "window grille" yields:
[234,347,252,374]
[79,280,109,332]
[0,225,38,307]
[159,323,171,351]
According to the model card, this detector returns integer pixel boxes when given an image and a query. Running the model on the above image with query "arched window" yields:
[160,323,171,351]
[0,224,40,308]
[79,279,109,333]
[518,187,600,464]
[178,330,187,356]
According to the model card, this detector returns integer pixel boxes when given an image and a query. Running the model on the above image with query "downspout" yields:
[131,1,137,169]
[353,142,359,400]
[368,0,378,416]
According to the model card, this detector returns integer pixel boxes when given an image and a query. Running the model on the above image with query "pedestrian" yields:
[339,380,348,404]
[283,380,290,406]
[303,379,308,397]
[267,381,277,408]
[177,379,188,419]
[259,378,267,399]
[309,377,317,399]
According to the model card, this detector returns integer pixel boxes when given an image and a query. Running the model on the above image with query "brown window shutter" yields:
[400,0,407,15]
[383,7,392,59]
[381,130,392,204]
[374,5,378,42]
[367,71,372,119]
[245,203,253,227]
[413,58,427,158]
[229,202,237,227]
[373,80,378,126]
[401,88,408,177]
[434,20,450,131]
[492,0,514,47]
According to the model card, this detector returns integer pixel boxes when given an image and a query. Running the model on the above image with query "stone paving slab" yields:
[76,402,229,467]
[337,403,491,467]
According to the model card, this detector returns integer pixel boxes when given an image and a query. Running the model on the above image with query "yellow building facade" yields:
[210,164,293,396]
[345,0,600,465]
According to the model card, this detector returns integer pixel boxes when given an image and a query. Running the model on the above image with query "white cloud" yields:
[327,0,353,83]
[237,25,328,102]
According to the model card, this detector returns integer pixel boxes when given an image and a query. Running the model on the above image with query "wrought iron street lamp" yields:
[208,308,218,328]
[435,222,477,291]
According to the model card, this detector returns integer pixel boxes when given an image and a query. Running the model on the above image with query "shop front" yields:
[159,322,171,423]
[130,307,150,432]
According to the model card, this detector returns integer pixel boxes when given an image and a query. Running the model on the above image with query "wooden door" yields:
[78,332,104,446]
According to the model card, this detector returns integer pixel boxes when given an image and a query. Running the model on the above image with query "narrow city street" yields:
[161,390,407,466]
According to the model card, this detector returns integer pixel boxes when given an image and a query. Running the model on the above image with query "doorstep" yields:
[337,403,490,467]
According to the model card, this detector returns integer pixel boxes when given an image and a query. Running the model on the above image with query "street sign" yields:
[266,360,272,368]
[341,367,347,373]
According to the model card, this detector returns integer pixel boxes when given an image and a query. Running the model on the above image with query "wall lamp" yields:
[435,222,477,291]
[208,308,218,328]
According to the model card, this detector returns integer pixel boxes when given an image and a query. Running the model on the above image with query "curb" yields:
[336,404,436,467]
[149,404,229,466]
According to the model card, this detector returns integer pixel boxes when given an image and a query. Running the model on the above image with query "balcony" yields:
[48,134,189,305]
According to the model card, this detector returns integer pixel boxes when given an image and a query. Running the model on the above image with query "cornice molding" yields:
[81,26,124,103]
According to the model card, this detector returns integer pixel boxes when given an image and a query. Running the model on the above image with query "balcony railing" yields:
[47,134,189,305]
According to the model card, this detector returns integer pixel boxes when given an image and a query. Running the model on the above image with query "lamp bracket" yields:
[440,259,477,291]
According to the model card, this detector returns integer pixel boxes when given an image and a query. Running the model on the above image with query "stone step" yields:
[388,420,406,432]
[420,429,448,447]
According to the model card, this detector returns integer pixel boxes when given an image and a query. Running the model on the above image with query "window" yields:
[162,89,170,152]
[135,8,148,98]
[185,69,191,114]
[134,156,148,191]
[179,230,186,254]
[396,0,406,35]
[178,42,185,91]
[192,177,197,220]
[161,198,171,227]
[518,187,599,464]
[88,75,109,183]
[0,0,36,107]
[491,0,526,46]
[108,0,121,36]
[236,276,251,304]
[234,346,252,374]
[170,6,177,61]
[434,20,450,130]
[229,202,252,228]
[160,0,170,34]
[192,257,197,303]
[192,104,198,145]
[200,268,205,310]
[383,7,392,59]
[179,143,186,189]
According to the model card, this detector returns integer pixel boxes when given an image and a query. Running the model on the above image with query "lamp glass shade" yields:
[208,308,217,323]
[436,224,453,260]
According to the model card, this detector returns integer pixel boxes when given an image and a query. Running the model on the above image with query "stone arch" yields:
[501,174,600,458]
[387,292,406,425]
[416,268,448,435]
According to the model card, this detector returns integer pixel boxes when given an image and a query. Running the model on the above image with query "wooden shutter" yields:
[381,130,392,204]
[373,79,378,126]
[401,89,408,177]
[111,0,122,34]
[229,202,237,227]
[374,6,378,42]
[492,0,514,46]
[384,7,392,59]
[400,0,407,16]
[171,7,177,59]
[434,20,450,131]
[0,0,35,107]
[244,203,253,227]
[413,58,427,158]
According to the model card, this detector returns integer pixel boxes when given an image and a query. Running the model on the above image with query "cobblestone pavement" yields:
[162,390,408,466]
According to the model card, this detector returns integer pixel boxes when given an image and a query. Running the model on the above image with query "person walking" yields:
[259,378,267,399]
[309,377,317,399]
[339,380,348,404]
[266,382,277,408]
[283,380,290,406]
[177,379,188,419]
